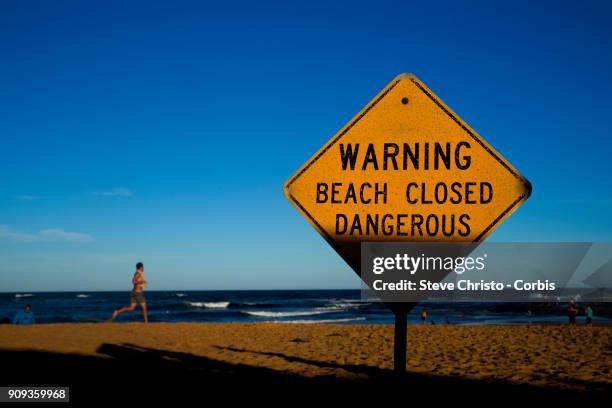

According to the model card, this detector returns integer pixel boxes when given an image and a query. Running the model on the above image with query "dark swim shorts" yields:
[130,291,146,305]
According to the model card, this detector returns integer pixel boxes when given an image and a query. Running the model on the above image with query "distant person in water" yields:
[567,301,577,325]
[13,304,35,325]
[585,305,593,325]
[420,307,427,324]
[110,262,148,323]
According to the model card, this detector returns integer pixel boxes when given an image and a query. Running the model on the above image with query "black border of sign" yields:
[284,75,532,249]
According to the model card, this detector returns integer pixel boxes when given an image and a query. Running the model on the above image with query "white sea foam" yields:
[187,301,230,308]
[175,293,187,297]
[320,302,361,311]
[76,294,90,298]
[274,317,367,324]
[244,310,333,318]
[14,294,33,298]
[314,299,370,312]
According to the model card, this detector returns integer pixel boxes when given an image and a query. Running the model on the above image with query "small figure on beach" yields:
[13,304,35,325]
[567,301,577,325]
[109,262,148,323]
[585,305,593,325]
[420,307,427,324]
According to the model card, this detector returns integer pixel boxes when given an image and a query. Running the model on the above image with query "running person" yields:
[110,262,148,323]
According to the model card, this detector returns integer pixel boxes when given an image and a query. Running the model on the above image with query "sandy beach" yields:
[1,323,610,402]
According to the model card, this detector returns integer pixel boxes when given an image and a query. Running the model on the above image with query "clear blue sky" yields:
[1,0,611,291]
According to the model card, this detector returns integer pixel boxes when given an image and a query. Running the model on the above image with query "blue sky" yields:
[1,0,611,291]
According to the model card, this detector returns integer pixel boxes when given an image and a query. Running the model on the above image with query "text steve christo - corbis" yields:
[370,253,556,292]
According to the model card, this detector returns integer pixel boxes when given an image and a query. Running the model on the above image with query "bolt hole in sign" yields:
[284,74,531,282]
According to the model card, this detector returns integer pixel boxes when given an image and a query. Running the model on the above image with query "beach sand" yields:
[1,323,610,402]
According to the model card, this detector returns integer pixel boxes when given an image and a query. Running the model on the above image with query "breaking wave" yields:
[187,301,230,309]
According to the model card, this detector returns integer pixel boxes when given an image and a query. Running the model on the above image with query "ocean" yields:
[1,290,610,325]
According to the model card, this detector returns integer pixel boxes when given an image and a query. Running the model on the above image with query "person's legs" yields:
[140,302,148,323]
[110,303,137,321]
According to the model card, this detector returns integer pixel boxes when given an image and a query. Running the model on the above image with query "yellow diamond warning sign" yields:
[284,74,531,274]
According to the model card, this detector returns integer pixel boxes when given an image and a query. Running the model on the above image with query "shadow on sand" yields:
[1,344,609,403]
